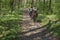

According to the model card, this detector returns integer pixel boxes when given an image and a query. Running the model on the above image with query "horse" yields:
[32,10,38,22]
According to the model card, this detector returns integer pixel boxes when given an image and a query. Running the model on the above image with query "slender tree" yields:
[43,0,46,14]
[31,0,34,7]
[10,0,14,13]
[49,0,53,13]
[0,0,1,14]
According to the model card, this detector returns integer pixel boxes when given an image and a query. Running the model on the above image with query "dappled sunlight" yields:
[20,11,58,40]
[0,0,60,40]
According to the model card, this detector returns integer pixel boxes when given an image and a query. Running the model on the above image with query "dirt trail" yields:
[20,11,58,40]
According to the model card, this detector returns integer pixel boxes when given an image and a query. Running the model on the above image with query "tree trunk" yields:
[49,0,51,9]
[43,0,45,14]
[0,0,1,14]
[31,0,34,7]
[49,0,53,13]
[10,0,14,13]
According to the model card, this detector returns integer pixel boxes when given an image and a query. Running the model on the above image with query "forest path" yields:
[20,10,58,40]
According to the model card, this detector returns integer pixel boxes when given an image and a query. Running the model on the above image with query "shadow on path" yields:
[18,11,58,40]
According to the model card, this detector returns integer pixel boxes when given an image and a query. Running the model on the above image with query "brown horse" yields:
[32,11,38,22]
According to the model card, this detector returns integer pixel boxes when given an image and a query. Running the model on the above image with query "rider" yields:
[28,6,33,18]
[33,6,37,14]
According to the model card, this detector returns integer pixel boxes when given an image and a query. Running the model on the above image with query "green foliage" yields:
[0,0,23,40]
[37,14,46,22]
[0,15,22,40]
[50,21,60,38]
[0,0,60,39]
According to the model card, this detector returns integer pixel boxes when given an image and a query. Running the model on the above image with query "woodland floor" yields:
[20,10,58,40]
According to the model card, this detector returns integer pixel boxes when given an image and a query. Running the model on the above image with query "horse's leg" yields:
[33,16,36,22]
[34,14,38,22]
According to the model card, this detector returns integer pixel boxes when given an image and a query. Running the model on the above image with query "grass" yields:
[37,14,58,25]
[37,14,60,39]
[0,15,22,21]
[0,14,22,40]
[50,21,60,39]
